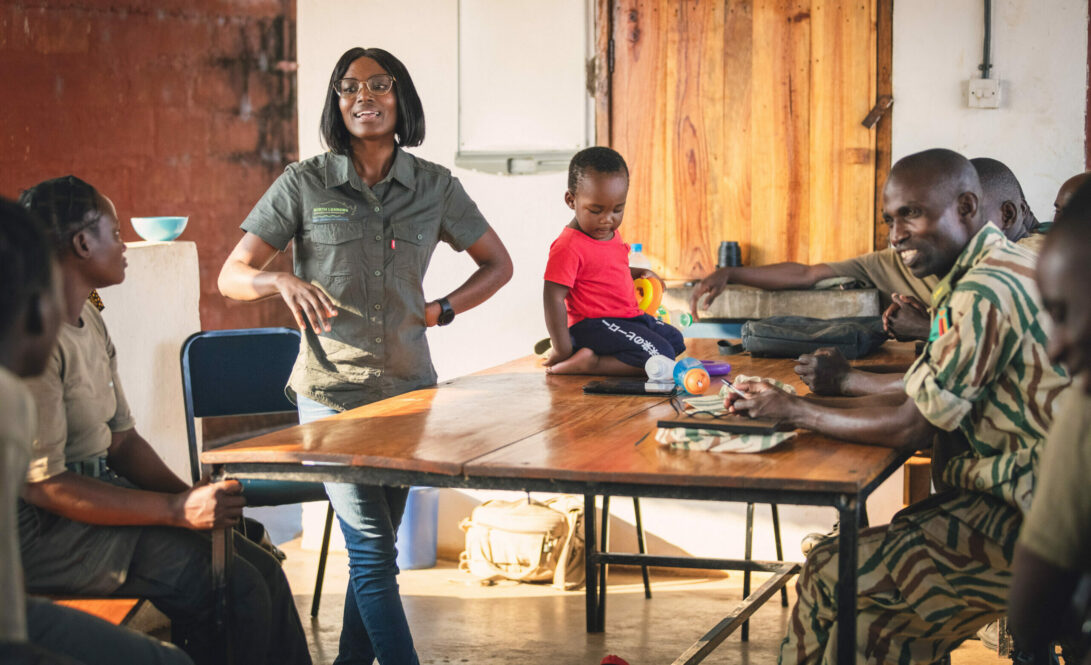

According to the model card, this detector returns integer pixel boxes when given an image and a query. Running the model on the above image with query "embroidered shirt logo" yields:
[312,200,355,223]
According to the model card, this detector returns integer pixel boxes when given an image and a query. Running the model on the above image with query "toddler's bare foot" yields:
[546,348,599,374]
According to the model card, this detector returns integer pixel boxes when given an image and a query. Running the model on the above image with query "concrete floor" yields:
[279,539,1008,665]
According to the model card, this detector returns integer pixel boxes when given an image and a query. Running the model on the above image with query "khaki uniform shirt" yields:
[903,224,1070,512]
[0,366,35,642]
[825,247,938,308]
[24,300,135,482]
[1018,384,1091,571]
[242,149,490,410]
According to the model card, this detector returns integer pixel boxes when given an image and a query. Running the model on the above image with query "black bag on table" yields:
[740,316,887,359]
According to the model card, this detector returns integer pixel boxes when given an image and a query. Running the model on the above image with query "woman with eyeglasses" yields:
[219,47,513,664]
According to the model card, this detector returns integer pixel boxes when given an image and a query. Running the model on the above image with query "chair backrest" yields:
[180,327,301,483]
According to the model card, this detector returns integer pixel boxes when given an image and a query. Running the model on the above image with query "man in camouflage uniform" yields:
[728,148,1070,664]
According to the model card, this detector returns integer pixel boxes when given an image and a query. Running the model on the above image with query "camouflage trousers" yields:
[779,491,1021,665]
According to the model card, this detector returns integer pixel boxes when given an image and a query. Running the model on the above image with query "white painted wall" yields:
[892,0,1087,217]
[99,241,202,482]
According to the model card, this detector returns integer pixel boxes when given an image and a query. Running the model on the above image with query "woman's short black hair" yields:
[320,47,426,153]
[0,197,54,339]
[18,175,104,253]
[568,146,629,194]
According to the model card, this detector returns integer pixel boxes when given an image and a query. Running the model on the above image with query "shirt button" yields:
[374,337,383,344]
[373,304,382,310]
[975,477,985,490]
[373,269,382,277]
[416,233,423,240]
[373,206,381,213]
[374,234,382,242]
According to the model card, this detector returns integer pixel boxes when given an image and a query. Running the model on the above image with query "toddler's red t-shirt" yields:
[544,227,642,327]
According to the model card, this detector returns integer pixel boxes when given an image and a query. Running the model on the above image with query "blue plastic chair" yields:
[180,327,335,617]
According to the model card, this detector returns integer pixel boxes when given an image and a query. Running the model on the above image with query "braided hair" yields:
[0,197,54,339]
[18,175,104,253]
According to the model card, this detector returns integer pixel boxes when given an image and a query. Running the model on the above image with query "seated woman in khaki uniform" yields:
[16,177,311,665]
[0,196,192,664]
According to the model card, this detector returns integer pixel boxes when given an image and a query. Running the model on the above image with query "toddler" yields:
[543,147,685,375]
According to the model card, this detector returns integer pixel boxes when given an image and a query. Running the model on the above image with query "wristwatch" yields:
[436,297,455,326]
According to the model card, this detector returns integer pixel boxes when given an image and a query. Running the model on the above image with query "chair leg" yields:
[742,502,755,642]
[770,503,788,607]
[632,497,651,599]
[310,502,335,618]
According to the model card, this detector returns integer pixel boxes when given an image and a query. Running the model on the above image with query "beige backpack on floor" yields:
[458,495,585,590]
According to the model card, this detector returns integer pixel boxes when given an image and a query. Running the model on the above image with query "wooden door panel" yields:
[809,0,878,264]
[607,0,880,280]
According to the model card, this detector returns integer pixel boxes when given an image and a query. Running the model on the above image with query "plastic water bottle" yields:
[629,243,652,270]
[644,354,676,383]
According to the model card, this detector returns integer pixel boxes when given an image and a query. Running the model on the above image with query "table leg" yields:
[211,468,234,664]
[836,496,860,665]
[584,494,601,633]
[742,502,754,641]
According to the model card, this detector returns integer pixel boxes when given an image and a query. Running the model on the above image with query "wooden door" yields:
[597,0,891,279]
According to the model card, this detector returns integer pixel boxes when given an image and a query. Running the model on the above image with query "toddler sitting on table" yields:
[542,146,685,375]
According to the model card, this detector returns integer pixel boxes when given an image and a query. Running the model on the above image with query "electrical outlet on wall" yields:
[968,78,1002,109]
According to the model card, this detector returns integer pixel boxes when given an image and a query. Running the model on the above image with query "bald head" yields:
[970,157,1035,241]
[882,149,983,279]
[888,149,983,218]
[1053,171,1091,219]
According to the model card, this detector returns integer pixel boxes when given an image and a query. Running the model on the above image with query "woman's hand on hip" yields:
[174,479,246,530]
[424,300,441,327]
[274,273,338,334]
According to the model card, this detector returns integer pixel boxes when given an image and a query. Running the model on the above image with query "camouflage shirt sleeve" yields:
[904,289,1021,431]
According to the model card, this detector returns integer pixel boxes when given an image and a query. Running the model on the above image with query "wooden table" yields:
[204,339,917,664]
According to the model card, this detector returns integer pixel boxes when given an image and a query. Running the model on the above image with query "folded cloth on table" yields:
[661,374,797,452]
[655,426,796,453]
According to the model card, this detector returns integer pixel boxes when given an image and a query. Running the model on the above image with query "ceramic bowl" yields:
[131,216,188,241]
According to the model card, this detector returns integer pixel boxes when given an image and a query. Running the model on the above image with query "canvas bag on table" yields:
[458,495,585,590]
[740,315,887,359]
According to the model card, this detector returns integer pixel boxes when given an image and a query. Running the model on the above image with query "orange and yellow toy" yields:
[633,276,664,316]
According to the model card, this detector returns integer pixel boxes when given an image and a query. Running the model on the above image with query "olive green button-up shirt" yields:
[242,149,490,410]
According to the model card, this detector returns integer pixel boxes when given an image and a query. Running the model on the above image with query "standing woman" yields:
[218,47,513,663]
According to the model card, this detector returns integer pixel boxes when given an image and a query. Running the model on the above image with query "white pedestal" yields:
[99,241,201,483]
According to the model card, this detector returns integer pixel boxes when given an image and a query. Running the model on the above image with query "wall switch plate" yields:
[968,78,1002,109]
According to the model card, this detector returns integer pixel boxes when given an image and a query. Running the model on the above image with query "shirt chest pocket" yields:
[307,221,367,277]
[392,222,435,284]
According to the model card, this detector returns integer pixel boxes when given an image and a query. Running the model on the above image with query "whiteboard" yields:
[457,0,592,172]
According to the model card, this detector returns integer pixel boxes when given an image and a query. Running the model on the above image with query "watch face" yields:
[437,299,455,325]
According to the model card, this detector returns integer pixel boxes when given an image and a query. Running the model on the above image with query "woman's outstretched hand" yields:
[274,273,338,334]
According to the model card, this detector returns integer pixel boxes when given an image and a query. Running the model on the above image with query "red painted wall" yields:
[0,0,297,331]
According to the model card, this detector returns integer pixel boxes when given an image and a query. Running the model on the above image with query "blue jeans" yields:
[297,395,418,665]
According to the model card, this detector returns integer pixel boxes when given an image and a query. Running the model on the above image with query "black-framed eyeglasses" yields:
[333,75,396,98]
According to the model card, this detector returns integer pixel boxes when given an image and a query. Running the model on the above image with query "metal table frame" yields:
[213,447,909,665]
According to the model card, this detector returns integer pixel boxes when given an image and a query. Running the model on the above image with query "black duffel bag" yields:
[740,316,887,359]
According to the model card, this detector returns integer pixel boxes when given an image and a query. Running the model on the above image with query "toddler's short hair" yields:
[568,147,629,194]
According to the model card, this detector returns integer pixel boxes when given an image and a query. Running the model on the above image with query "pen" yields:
[721,378,748,398]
